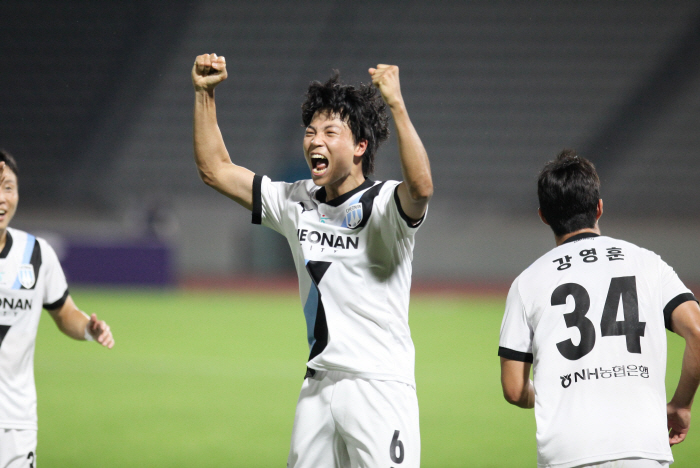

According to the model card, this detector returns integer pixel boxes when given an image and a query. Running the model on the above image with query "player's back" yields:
[504,232,691,467]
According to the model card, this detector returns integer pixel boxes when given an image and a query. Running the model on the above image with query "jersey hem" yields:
[0,421,38,431]
[538,451,673,468]
[306,364,415,387]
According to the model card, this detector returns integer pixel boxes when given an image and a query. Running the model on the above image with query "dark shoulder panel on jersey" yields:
[252,174,263,225]
[498,346,534,363]
[351,181,385,230]
[0,231,13,258]
[44,289,70,311]
[664,293,700,332]
[16,237,43,291]
[393,185,425,228]
[316,178,374,206]
[24,238,42,291]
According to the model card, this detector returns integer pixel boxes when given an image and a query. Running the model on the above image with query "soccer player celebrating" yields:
[192,54,432,467]
[0,150,114,468]
[499,150,700,468]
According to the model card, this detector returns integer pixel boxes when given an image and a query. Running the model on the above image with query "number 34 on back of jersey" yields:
[553,276,646,361]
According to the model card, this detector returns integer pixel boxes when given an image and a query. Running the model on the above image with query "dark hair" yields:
[537,149,600,237]
[301,71,389,176]
[0,149,19,179]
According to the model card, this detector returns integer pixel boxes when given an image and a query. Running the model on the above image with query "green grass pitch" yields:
[33,288,699,467]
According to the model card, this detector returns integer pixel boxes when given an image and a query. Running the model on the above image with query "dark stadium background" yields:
[2,2,700,467]
[1,0,698,290]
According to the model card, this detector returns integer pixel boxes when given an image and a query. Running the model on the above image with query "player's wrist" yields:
[668,397,693,411]
[83,324,94,342]
[386,97,407,114]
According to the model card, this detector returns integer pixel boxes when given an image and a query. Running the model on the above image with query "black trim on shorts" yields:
[393,185,425,228]
[0,231,12,258]
[664,292,699,332]
[44,289,70,311]
[251,174,263,225]
[562,232,600,244]
[498,346,533,363]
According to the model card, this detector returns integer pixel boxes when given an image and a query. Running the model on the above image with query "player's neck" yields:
[555,226,601,246]
[324,173,365,202]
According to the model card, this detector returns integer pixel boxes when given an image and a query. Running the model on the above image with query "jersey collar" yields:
[562,231,600,244]
[315,178,374,207]
[0,231,12,258]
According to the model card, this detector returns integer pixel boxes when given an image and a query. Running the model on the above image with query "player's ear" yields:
[596,199,603,220]
[538,208,550,226]
[354,139,368,157]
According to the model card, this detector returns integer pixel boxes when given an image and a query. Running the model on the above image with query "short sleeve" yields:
[373,181,427,240]
[658,257,697,332]
[251,175,291,235]
[498,277,534,362]
[39,239,69,310]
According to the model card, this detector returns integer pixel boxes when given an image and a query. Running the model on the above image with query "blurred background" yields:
[1,0,699,288]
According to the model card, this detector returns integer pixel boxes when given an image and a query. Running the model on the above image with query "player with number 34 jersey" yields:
[499,151,700,468]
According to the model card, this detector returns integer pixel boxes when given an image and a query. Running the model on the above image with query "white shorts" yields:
[575,459,670,468]
[287,370,420,468]
[0,429,36,468]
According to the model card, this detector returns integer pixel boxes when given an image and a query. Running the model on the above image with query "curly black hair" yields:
[301,71,389,177]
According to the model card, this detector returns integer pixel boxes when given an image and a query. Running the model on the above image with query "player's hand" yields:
[87,313,115,349]
[667,402,691,445]
[368,64,404,108]
[192,53,228,92]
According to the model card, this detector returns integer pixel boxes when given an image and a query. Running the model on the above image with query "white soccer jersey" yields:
[0,227,68,430]
[499,232,697,468]
[253,176,424,385]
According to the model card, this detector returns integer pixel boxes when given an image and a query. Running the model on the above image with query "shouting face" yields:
[303,110,367,198]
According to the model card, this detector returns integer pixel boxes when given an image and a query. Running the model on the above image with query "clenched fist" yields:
[192,53,228,92]
[368,64,404,108]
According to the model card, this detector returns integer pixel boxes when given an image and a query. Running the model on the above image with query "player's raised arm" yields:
[46,295,114,348]
[667,299,700,445]
[193,53,255,210]
[369,65,433,221]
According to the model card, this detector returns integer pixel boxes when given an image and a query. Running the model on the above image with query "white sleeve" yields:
[251,175,292,235]
[658,256,697,332]
[39,239,69,310]
[498,277,534,362]
[375,181,427,239]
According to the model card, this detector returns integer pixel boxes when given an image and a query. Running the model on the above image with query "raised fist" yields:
[368,64,403,108]
[192,53,228,92]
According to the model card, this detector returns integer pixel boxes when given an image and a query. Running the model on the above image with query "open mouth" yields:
[311,153,329,176]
